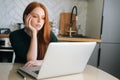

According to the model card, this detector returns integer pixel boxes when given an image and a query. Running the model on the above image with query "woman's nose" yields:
[38,18,41,22]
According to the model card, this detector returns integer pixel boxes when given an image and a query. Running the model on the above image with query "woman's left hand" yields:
[25,14,37,37]
[24,60,43,67]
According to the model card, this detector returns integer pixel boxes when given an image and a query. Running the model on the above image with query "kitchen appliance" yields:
[0,28,11,47]
[0,28,11,34]
[0,38,10,47]
[99,0,120,78]
[17,23,24,29]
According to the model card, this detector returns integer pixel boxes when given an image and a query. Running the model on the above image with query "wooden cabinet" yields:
[86,0,103,39]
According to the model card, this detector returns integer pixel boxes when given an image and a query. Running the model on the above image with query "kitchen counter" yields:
[0,34,101,43]
[0,34,9,38]
[57,36,101,43]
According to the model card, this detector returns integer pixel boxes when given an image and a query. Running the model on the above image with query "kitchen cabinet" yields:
[84,0,103,67]
[99,43,120,79]
[0,51,13,62]
[99,0,120,78]
[86,0,103,39]
[0,34,14,63]
[0,47,14,63]
[88,43,99,67]
[86,0,120,78]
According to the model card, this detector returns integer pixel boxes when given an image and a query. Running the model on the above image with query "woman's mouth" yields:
[35,24,42,30]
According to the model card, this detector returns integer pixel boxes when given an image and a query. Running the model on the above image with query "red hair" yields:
[23,2,50,59]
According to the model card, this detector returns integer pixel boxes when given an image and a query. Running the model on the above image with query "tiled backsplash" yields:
[0,0,87,35]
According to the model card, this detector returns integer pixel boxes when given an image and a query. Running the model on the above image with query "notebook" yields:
[18,42,96,79]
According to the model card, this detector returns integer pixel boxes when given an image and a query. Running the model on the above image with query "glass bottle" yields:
[77,25,81,35]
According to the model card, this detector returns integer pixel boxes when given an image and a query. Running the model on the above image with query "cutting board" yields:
[59,12,76,35]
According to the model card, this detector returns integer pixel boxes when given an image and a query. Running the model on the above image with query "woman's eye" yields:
[33,15,37,18]
[42,18,45,20]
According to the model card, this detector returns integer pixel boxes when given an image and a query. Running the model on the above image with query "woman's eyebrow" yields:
[31,12,45,16]
[30,12,37,15]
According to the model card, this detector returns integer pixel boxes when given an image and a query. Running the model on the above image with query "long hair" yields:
[23,2,50,59]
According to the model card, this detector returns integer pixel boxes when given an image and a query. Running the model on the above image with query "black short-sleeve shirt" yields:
[9,28,58,63]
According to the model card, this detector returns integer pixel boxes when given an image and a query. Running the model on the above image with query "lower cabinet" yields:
[88,43,99,67]
[99,43,120,79]
[0,51,14,62]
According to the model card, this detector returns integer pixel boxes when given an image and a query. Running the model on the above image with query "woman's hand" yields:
[25,14,37,37]
[24,60,43,67]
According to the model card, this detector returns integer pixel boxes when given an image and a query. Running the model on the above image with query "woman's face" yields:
[30,7,45,31]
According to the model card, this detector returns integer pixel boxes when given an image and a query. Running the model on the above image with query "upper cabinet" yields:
[86,0,104,39]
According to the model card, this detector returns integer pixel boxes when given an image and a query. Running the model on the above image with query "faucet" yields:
[69,6,78,37]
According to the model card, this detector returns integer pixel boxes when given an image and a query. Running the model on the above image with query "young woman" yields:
[9,2,58,67]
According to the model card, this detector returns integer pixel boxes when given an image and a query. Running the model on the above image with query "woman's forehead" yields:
[30,7,45,16]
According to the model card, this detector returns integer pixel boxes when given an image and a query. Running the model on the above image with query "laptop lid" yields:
[37,42,96,79]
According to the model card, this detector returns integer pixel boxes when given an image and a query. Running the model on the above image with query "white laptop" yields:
[18,42,96,80]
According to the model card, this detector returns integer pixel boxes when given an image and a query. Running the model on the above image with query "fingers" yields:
[24,60,34,67]
[25,14,32,29]
[25,14,37,34]
[24,60,43,67]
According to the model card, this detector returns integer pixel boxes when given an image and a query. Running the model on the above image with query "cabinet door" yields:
[86,0,103,38]
[88,44,99,67]
[99,43,120,78]
[0,51,13,62]
[102,0,120,43]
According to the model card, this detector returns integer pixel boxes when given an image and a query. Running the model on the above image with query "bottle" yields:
[77,25,81,35]
[51,19,59,36]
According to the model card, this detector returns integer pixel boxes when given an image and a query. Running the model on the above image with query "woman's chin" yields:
[36,27,42,31]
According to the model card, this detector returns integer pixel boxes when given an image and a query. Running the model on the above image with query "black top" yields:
[9,29,58,63]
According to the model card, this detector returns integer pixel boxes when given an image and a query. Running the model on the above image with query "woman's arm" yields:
[24,33,43,67]
[24,14,38,61]
[24,14,43,67]
[26,32,38,61]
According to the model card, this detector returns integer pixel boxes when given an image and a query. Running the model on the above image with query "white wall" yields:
[0,0,87,35]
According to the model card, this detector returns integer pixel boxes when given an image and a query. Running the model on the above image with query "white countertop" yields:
[0,63,118,80]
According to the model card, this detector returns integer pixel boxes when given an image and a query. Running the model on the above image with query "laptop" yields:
[18,42,96,79]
